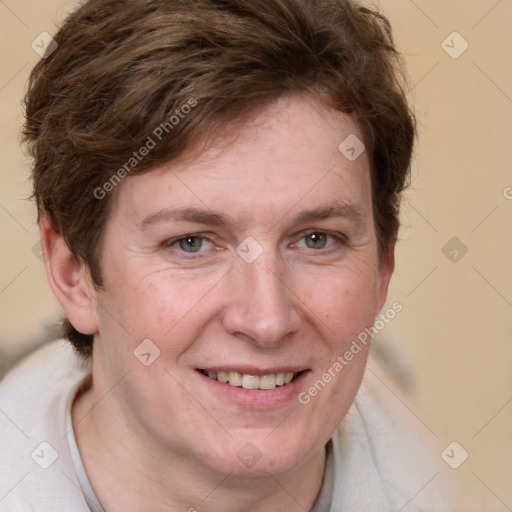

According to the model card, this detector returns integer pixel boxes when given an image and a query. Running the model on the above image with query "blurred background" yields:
[1,0,511,509]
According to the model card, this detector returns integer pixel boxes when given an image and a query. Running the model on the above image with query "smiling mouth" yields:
[200,370,302,390]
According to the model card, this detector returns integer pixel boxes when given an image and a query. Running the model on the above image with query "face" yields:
[87,94,393,478]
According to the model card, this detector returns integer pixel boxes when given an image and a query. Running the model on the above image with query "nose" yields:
[221,253,300,348]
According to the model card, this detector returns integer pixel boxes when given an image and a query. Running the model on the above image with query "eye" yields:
[304,232,329,249]
[177,236,209,253]
[296,231,346,251]
[161,234,215,254]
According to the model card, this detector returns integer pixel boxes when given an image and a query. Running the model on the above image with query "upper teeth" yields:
[205,371,295,390]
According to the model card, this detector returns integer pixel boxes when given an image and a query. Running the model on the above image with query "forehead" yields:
[113,94,372,228]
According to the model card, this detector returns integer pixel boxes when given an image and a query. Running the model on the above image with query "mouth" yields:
[196,366,309,408]
[199,370,302,390]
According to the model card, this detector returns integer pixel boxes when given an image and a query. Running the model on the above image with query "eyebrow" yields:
[137,201,366,231]
[137,207,234,230]
[291,203,366,227]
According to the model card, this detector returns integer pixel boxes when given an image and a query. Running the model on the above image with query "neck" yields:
[72,383,326,512]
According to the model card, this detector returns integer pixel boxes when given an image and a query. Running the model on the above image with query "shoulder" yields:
[329,379,454,511]
[0,340,91,511]
[1,339,87,387]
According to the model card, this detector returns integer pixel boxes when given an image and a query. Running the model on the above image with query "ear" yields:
[39,217,98,336]
[374,236,396,317]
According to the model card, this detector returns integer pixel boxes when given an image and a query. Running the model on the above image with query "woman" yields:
[0,0,451,510]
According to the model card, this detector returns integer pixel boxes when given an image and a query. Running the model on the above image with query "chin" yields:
[199,430,321,478]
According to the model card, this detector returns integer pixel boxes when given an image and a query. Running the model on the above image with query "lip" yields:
[199,365,308,376]
[196,368,310,409]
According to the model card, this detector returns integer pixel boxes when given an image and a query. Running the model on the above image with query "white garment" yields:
[0,340,452,511]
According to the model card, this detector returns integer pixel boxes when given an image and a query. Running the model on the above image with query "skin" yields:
[42,94,395,511]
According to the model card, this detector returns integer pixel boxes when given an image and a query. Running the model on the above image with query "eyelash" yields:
[161,230,348,256]
[298,230,348,250]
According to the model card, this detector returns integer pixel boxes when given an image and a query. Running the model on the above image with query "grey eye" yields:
[178,236,203,252]
[305,233,328,249]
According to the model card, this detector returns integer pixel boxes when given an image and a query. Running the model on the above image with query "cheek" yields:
[99,267,223,346]
[299,264,379,345]
[296,268,378,427]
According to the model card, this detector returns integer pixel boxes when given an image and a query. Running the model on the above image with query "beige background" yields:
[1,0,511,509]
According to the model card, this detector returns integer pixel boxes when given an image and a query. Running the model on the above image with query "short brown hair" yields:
[23,0,415,357]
